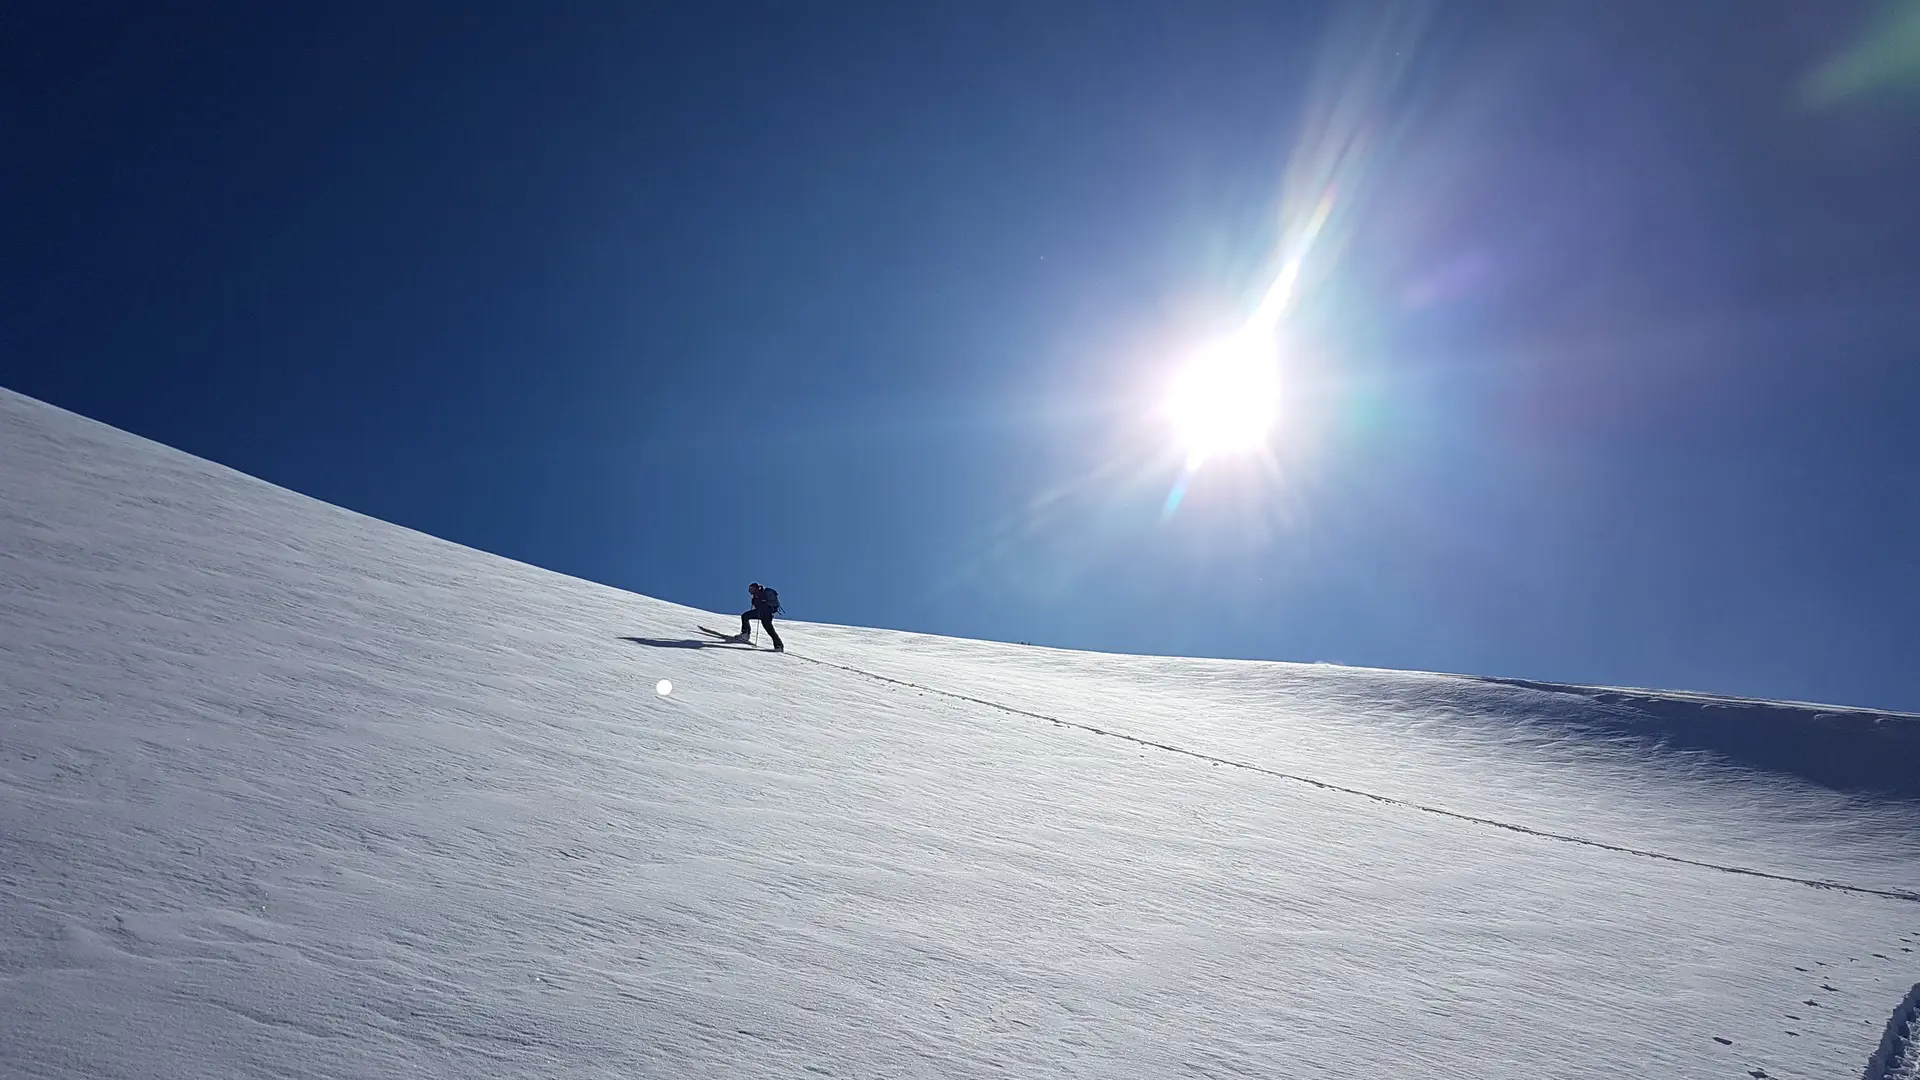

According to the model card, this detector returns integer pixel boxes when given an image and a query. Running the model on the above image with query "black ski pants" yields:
[741,606,783,650]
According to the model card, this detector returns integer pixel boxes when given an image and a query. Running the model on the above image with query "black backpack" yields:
[760,587,781,614]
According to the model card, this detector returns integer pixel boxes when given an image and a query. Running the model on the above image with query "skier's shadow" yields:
[619,636,744,650]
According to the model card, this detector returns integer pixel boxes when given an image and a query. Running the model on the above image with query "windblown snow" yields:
[2,386,1916,1080]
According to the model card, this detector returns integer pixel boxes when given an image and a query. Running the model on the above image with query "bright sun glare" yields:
[1164,337,1281,467]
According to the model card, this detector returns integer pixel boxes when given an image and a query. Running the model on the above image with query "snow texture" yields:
[1868,984,1920,1080]
[2,385,1918,1079]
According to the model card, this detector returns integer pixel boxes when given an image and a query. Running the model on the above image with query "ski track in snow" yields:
[785,652,1920,904]
[4,385,1920,1080]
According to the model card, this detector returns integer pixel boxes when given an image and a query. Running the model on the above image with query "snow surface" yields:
[2,385,1918,1080]
[1867,983,1920,1080]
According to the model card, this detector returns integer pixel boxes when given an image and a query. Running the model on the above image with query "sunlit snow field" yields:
[2,388,1916,1079]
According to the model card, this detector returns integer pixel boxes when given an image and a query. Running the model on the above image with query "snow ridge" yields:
[791,651,1920,905]
[1867,983,1920,1080]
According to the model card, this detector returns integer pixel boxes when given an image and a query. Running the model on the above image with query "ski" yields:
[696,626,751,645]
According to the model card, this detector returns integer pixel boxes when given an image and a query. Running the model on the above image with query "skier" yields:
[738,582,783,651]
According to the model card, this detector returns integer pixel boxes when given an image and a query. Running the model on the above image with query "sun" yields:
[1163,336,1282,467]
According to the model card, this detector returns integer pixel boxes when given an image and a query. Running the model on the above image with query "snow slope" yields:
[2,385,1917,1080]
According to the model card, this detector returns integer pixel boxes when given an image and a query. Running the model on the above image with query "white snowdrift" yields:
[2,387,1916,1080]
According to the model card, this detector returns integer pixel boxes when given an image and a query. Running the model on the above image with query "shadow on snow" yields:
[1465,675,1920,803]
[618,636,747,650]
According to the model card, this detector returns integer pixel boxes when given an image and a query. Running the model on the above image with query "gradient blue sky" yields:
[5,3,1918,710]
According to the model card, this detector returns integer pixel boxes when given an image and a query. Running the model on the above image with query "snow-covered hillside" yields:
[2,386,1916,1080]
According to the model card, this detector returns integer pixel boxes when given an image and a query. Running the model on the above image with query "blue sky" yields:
[5,3,1918,711]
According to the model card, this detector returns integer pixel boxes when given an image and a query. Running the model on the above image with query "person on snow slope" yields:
[738,582,783,651]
